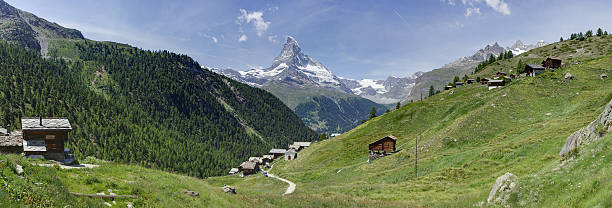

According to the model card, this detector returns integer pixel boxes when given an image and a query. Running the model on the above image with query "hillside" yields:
[206,34,612,207]
[0,0,83,54]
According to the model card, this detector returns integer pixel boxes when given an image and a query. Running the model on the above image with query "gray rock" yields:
[222,185,236,194]
[602,74,608,79]
[488,172,518,206]
[103,202,112,207]
[564,73,573,80]
[560,98,612,158]
[15,164,23,175]
[184,190,199,197]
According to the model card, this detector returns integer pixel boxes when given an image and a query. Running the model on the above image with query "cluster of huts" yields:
[229,141,312,176]
[445,57,563,91]
[0,117,75,164]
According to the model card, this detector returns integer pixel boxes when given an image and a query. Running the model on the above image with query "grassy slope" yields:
[206,36,612,207]
[0,154,282,207]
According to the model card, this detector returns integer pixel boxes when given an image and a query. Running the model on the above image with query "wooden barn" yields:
[261,155,274,163]
[542,58,562,69]
[455,82,464,87]
[480,78,489,84]
[239,161,259,175]
[488,79,505,90]
[248,157,262,165]
[291,142,311,151]
[466,79,475,84]
[368,135,397,153]
[21,117,72,162]
[525,64,546,77]
[269,149,287,159]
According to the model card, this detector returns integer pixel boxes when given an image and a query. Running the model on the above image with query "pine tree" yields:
[585,30,593,37]
[429,85,435,96]
[516,59,525,74]
[453,76,460,83]
[476,77,481,83]
[596,28,603,36]
[463,74,469,82]
[385,109,390,113]
[498,52,504,61]
[395,102,401,110]
[488,54,496,64]
[604,31,608,36]
[560,37,564,42]
[369,107,377,119]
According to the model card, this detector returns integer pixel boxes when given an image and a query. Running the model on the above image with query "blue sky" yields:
[6,0,612,79]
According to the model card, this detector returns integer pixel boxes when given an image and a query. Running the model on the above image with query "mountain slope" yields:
[0,0,317,177]
[213,37,388,133]
[0,0,83,54]
[208,34,612,207]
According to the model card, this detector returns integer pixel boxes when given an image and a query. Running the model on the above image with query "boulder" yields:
[15,164,23,175]
[564,73,573,80]
[560,98,612,158]
[222,185,236,194]
[602,73,608,79]
[184,190,199,197]
[488,172,518,206]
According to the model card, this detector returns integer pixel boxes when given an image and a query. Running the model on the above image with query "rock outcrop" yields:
[488,172,518,206]
[560,98,612,158]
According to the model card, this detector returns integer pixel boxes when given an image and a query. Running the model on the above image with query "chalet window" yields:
[45,135,55,139]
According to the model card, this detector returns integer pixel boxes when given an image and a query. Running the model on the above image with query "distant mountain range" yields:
[211,37,388,133]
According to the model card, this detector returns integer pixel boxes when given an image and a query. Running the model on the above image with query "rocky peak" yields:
[510,40,525,49]
[273,36,308,67]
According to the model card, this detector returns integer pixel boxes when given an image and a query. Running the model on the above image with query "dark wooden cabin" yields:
[466,79,475,84]
[368,135,397,153]
[269,149,287,159]
[496,72,508,77]
[525,64,546,77]
[239,161,259,175]
[444,85,454,90]
[455,82,464,87]
[542,58,562,69]
[480,78,489,84]
[21,118,72,161]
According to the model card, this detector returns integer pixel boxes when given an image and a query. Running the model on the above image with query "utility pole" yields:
[415,134,418,178]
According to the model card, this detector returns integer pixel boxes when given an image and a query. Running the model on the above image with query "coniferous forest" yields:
[0,41,317,177]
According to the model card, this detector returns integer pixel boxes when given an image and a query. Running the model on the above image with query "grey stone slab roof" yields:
[23,139,46,152]
[488,80,504,83]
[262,155,274,160]
[526,64,545,69]
[240,161,257,170]
[292,142,311,147]
[285,149,297,155]
[229,168,239,174]
[0,131,23,147]
[269,149,287,154]
[21,118,72,130]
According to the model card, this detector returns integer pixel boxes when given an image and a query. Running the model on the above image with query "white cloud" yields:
[237,9,271,37]
[484,0,510,15]
[267,35,279,43]
[441,0,456,6]
[460,0,510,15]
[238,34,248,42]
[465,7,481,16]
[211,36,218,43]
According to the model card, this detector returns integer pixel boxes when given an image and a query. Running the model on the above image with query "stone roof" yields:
[526,64,545,70]
[369,135,398,145]
[269,149,286,154]
[285,149,297,155]
[262,155,274,160]
[23,139,46,152]
[21,118,72,130]
[229,168,239,173]
[292,142,311,147]
[240,161,257,170]
[488,80,504,83]
[0,131,23,147]
[248,157,262,163]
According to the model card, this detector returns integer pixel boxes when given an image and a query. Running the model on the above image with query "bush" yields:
[84,176,100,185]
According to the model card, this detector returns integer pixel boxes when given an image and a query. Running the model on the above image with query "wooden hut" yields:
[455,82,464,87]
[248,157,262,165]
[239,161,259,175]
[466,79,475,84]
[542,58,562,69]
[285,149,297,160]
[444,85,454,90]
[496,72,507,77]
[261,155,274,163]
[480,78,489,84]
[368,135,397,153]
[487,79,505,90]
[525,64,546,77]
[21,118,72,161]
[269,149,287,159]
[292,142,311,151]
[0,130,23,153]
